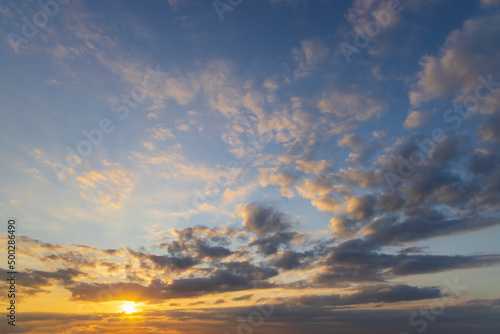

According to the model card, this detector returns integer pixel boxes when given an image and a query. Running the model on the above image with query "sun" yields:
[120,302,138,314]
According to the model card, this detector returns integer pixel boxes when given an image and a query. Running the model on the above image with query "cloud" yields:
[318,88,385,122]
[409,13,500,106]
[127,249,199,273]
[249,231,299,255]
[283,284,442,307]
[315,238,500,284]
[13,299,500,334]
[239,203,293,235]
[76,167,134,210]
[346,0,401,30]
[295,175,335,200]
[272,250,315,270]
[362,215,500,245]
[480,0,500,7]
[150,125,175,140]
[68,262,277,302]
[404,110,429,128]
[292,38,330,79]
[232,294,253,301]
[479,114,500,142]
[329,216,361,239]
[295,160,331,174]
[1,268,88,296]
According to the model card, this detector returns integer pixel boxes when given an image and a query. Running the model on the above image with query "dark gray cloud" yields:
[314,239,500,284]
[13,299,500,334]
[282,284,442,306]
[479,114,500,142]
[272,250,310,270]
[232,294,253,301]
[0,267,88,296]
[249,231,298,255]
[128,249,199,273]
[363,216,500,245]
[67,260,278,302]
[241,203,293,235]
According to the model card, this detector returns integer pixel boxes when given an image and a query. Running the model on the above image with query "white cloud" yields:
[409,13,500,107]
[403,110,428,128]
[318,88,384,121]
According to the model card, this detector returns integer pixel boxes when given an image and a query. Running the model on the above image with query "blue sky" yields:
[1,0,500,333]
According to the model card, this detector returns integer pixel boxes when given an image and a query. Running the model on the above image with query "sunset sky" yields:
[1,0,500,333]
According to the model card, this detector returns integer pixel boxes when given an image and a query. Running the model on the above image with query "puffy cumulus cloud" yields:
[346,0,401,30]
[295,160,332,174]
[156,225,239,261]
[403,110,429,128]
[292,38,331,79]
[409,12,500,107]
[272,249,316,270]
[329,216,361,239]
[371,123,500,221]
[311,197,340,214]
[338,195,377,221]
[238,203,293,235]
[259,168,298,198]
[295,175,335,200]
[127,249,199,273]
[318,88,385,122]
[335,167,386,189]
[75,167,134,210]
[338,133,365,152]
[249,231,300,255]
[338,133,385,165]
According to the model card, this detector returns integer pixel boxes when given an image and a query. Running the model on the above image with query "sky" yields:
[1,0,500,333]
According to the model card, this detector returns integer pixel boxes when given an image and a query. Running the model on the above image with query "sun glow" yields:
[121,302,138,314]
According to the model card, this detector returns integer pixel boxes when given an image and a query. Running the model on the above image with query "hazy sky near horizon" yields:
[1,0,500,333]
